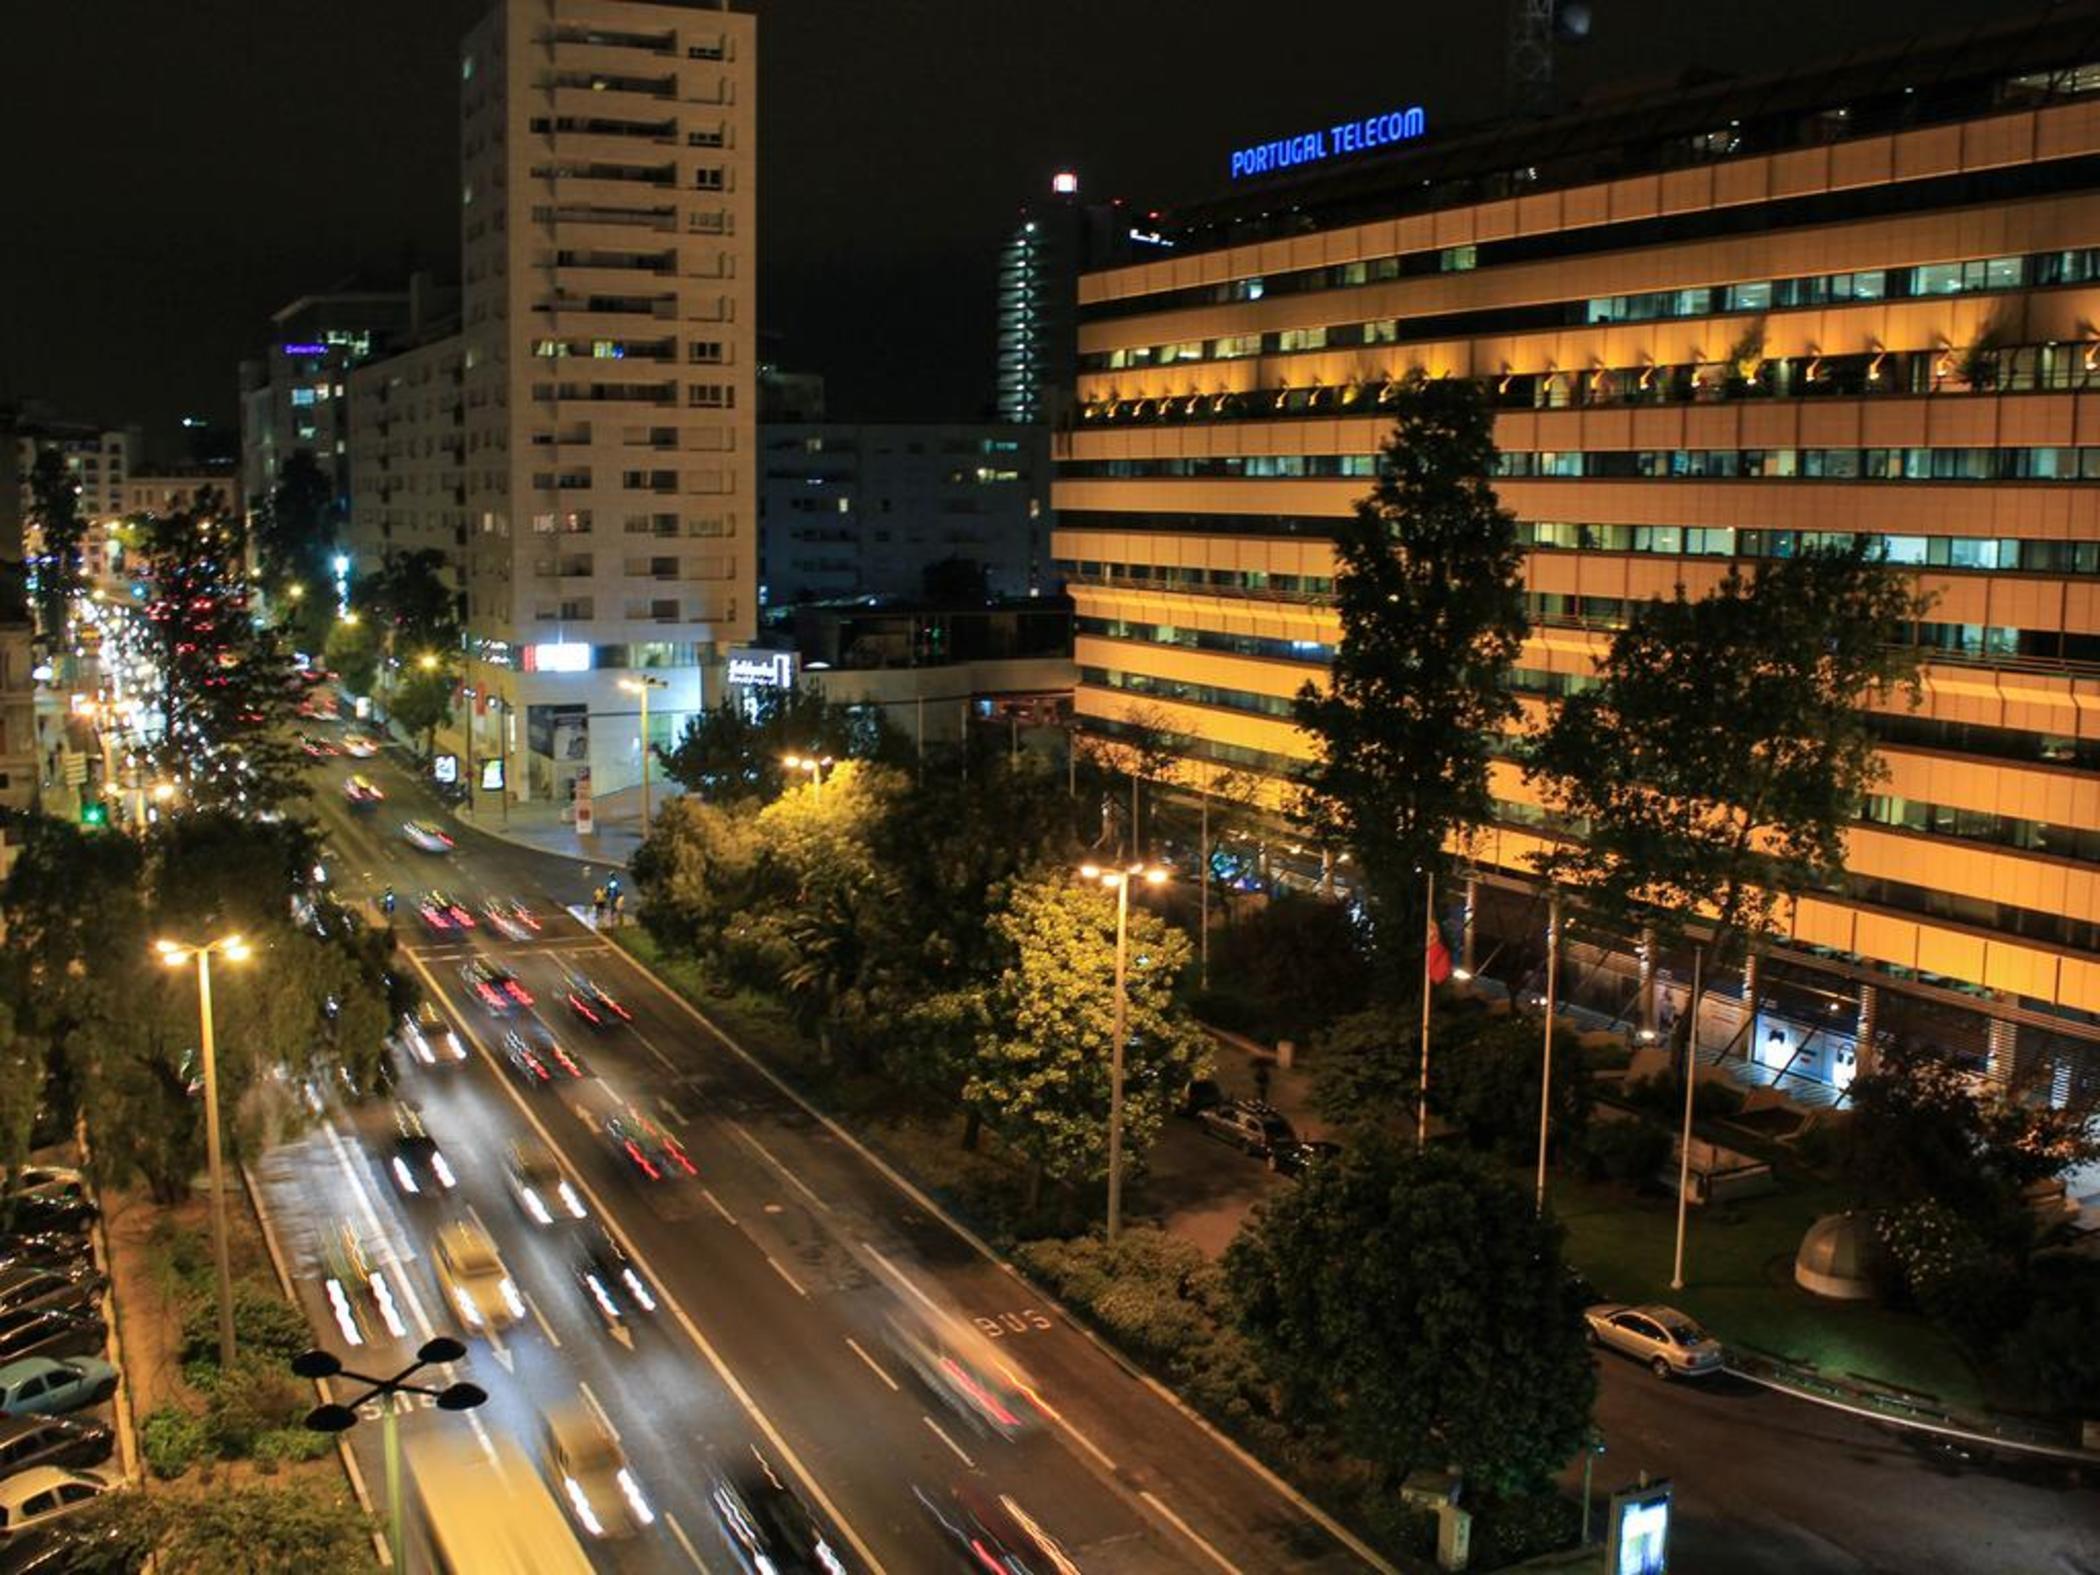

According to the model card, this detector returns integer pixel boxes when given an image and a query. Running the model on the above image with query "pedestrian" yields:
[1252,1058,1273,1106]
[611,890,626,927]
[591,885,607,925]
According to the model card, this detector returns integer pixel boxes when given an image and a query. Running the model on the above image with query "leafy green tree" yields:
[631,794,769,963]
[659,684,903,802]
[25,449,85,641]
[1526,542,1931,1058]
[353,547,461,655]
[134,491,307,814]
[967,874,1210,1204]
[1293,375,1528,991]
[323,617,381,697]
[390,659,456,757]
[255,449,339,594]
[1226,1139,1594,1496]
[1203,892,1369,1038]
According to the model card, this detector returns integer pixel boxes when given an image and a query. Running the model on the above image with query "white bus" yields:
[407,1428,595,1575]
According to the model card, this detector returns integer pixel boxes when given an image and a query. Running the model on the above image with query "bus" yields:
[406,1428,595,1575]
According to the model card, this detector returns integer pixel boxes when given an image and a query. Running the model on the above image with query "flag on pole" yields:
[1426,923,1453,985]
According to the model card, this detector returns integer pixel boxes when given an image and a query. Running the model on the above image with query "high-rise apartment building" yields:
[345,331,468,577]
[1056,10,2100,1105]
[458,0,756,811]
[758,422,1046,607]
[994,173,1167,428]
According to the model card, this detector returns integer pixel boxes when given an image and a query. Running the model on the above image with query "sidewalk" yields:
[447,792,643,868]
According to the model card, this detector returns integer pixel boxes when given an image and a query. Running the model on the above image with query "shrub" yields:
[1874,1199,2027,1352]
[1623,1071,1743,1122]
[141,1405,209,1480]
[206,1356,309,1458]
[1997,1255,2100,1414]
[1577,1118,1672,1188]
[180,1282,314,1380]
[1473,1490,1583,1566]
[253,1427,333,1472]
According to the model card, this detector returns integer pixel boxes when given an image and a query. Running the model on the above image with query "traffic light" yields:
[80,800,108,828]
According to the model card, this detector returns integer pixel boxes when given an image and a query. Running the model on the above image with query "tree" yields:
[1525,542,1931,1058]
[25,449,85,641]
[966,874,1210,1203]
[631,794,769,962]
[324,617,381,697]
[353,547,461,655]
[921,555,990,604]
[1293,375,1529,991]
[134,491,307,814]
[1226,1139,1594,1496]
[390,659,456,757]
[659,684,903,803]
[255,449,339,594]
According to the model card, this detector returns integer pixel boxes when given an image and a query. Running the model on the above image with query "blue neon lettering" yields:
[1230,106,1426,180]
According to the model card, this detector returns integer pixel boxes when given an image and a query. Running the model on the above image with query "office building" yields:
[759,422,1045,607]
[239,276,457,524]
[453,0,756,815]
[12,422,134,524]
[994,172,1168,427]
[1055,9,2100,1104]
[0,413,46,873]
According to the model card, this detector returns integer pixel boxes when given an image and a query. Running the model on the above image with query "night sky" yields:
[3,0,1988,458]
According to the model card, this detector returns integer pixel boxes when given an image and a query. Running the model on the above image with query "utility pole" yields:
[1536,888,1561,1213]
[1672,946,1704,1290]
[1417,870,1435,1150]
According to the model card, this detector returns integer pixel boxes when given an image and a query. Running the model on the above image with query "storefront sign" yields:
[1229,106,1427,180]
[725,647,798,689]
[573,768,594,836]
[480,758,505,793]
[433,753,459,785]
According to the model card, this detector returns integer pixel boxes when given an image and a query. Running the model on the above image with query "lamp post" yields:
[781,751,833,806]
[1671,945,1705,1291]
[1536,888,1562,1215]
[620,675,668,832]
[1078,860,1167,1244]
[294,1338,487,1573]
[155,933,251,1368]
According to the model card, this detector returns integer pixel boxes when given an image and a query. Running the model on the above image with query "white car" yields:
[433,1221,525,1332]
[402,820,455,854]
[1583,1303,1725,1379]
[0,1464,115,1546]
[341,733,379,758]
[400,1002,466,1066]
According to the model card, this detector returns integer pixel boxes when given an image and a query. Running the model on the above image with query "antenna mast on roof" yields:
[1509,0,1592,117]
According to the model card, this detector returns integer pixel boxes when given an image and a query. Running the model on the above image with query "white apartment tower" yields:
[459,0,755,812]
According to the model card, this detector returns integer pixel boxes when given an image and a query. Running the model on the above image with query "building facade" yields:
[344,332,469,576]
[457,0,756,812]
[759,422,1045,608]
[1055,11,2100,1105]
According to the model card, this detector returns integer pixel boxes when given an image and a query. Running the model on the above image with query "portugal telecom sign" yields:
[1230,106,1427,181]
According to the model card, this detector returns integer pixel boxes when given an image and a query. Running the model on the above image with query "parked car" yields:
[0,1269,103,1321]
[1195,1099,1295,1159]
[0,1358,117,1417]
[0,1415,114,1478]
[0,1310,106,1367]
[0,1239,91,1281]
[1269,1138,1342,1179]
[0,1198,92,1237]
[0,1467,117,1551]
[4,1173,83,1209]
[1178,1078,1225,1119]
[1583,1303,1726,1379]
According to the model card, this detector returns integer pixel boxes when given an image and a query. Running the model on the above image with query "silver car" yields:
[1583,1303,1724,1378]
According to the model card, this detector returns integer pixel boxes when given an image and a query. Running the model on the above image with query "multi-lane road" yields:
[258,742,1381,1573]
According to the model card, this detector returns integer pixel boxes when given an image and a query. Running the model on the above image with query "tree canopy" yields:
[659,684,903,803]
[1293,375,1528,990]
[1226,1139,1594,1496]
[25,448,84,640]
[1525,542,1929,981]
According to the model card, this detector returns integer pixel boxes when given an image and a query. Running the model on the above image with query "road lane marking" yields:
[764,1255,809,1299]
[843,1337,900,1392]
[403,949,890,1575]
[579,1381,618,1441]
[922,1416,975,1469]
[1028,1390,1119,1473]
[1139,1491,1245,1575]
[701,1188,737,1226]
[665,1512,707,1570]
[611,951,1402,1575]
[523,1289,562,1348]
[732,1124,833,1213]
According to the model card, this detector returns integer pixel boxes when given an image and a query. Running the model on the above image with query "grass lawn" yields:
[1547,1169,1985,1410]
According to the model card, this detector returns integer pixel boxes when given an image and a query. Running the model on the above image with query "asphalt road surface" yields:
[259,742,1379,1573]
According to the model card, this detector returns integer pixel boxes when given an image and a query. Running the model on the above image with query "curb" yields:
[243,1164,394,1569]
[1726,1361,2100,1468]
[601,934,1406,1575]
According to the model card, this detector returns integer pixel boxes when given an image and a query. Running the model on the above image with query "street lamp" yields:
[295,1337,486,1573]
[417,651,439,673]
[781,751,833,805]
[155,933,252,1367]
[620,675,668,832]
[1078,860,1167,1244]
